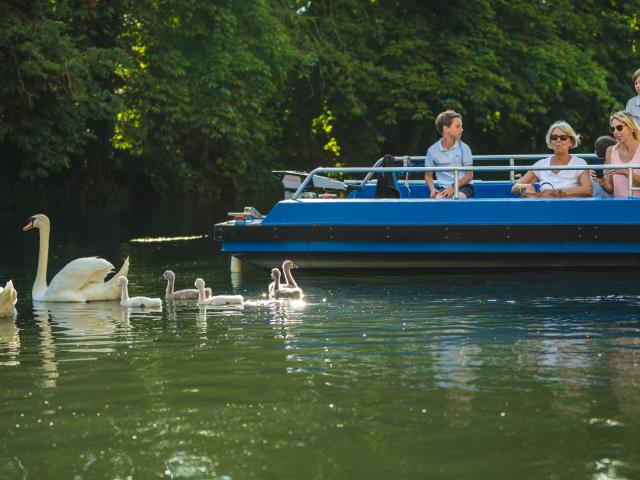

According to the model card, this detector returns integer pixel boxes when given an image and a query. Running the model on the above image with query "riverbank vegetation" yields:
[1,0,638,205]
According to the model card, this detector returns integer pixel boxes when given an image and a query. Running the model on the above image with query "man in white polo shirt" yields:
[626,68,640,125]
[424,109,475,199]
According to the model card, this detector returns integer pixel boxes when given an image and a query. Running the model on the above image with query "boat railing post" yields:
[292,167,322,200]
[453,170,459,199]
[359,157,385,189]
[403,156,411,196]
[509,158,515,183]
[629,167,634,197]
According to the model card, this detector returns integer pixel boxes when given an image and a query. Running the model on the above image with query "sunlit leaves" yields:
[114,0,306,197]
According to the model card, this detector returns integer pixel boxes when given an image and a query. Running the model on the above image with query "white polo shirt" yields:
[424,139,473,186]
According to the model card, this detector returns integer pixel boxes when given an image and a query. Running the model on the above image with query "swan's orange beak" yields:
[22,220,34,231]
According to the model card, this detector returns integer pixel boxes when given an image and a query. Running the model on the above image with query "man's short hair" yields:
[435,110,462,135]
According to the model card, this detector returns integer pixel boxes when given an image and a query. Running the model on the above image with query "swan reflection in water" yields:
[267,298,306,325]
[196,304,245,334]
[0,317,20,366]
[33,301,124,339]
[31,301,161,387]
[238,295,307,325]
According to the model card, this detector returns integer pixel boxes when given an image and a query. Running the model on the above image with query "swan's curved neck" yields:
[166,277,174,297]
[33,223,50,297]
[120,282,129,301]
[196,283,206,302]
[283,265,297,287]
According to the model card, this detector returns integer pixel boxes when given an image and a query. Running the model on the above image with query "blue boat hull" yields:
[214,194,640,270]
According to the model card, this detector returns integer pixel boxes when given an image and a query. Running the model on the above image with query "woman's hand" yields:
[539,189,556,198]
[513,183,536,197]
[607,168,628,177]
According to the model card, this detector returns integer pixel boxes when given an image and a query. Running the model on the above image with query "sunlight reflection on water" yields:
[1,208,640,478]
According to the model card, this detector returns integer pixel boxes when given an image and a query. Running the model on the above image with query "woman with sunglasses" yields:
[511,121,592,198]
[601,111,640,197]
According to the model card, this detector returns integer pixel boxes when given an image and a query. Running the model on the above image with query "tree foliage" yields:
[0,0,638,205]
[0,1,130,200]
[283,0,639,164]
[113,0,310,197]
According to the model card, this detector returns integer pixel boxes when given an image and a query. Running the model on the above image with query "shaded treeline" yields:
[1,0,638,205]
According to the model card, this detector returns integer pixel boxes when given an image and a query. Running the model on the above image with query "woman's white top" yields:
[533,155,587,191]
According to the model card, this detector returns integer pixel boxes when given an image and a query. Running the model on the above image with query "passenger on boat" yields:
[590,135,616,198]
[625,68,640,125]
[424,109,475,199]
[511,121,592,198]
[601,111,640,197]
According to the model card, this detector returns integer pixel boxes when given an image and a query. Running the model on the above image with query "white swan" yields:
[118,276,162,308]
[0,280,18,317]
[270,268,303,300]
[194,278,243,306]
[163,270,211,300]
[23,214,129,302]
[282,260,299,287]
[268,259,299,297]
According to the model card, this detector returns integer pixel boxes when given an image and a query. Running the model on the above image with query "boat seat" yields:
[374,154,402,198]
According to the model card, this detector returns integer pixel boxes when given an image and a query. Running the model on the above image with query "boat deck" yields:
[214,156,640,270]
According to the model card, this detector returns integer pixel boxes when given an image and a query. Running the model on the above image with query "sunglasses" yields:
[610,124,625,133]
[550,135,569,141]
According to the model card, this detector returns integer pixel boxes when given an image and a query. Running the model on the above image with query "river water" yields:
[1,206,640,479]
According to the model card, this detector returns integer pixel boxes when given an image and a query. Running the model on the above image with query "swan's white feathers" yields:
[194,277,243,306]
[44,257,129,302]
[201,295,244,306]
[123,296,163,308]
[46,257,114,294]
[25,214,129,302]
[118,276,162,308]
[274,286,304,300]
[269,262,304,300]
[0,280,17,317]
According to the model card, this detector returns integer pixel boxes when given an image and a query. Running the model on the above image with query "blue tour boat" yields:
[213,155,640,270]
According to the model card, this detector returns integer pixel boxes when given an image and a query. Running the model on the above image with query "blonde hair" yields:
[610,111,640,141]
[633,68,640,83]
[545,121,581,149]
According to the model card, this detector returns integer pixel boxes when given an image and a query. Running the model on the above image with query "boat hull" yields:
[214,195,640,271]
[224,251,640,271]
[215,223,640,270]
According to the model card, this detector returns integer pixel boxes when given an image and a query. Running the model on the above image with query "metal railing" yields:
[290,154,640,200]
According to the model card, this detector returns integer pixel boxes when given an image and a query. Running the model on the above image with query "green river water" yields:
[1,207,639,479]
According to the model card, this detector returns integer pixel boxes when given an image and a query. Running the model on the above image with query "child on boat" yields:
[424,110,475,199]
